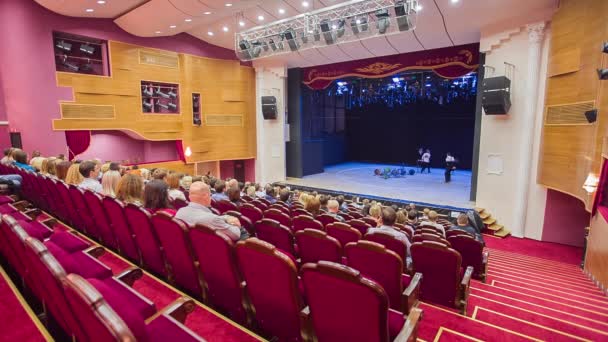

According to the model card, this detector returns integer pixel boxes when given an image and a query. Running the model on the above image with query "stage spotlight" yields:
[375,9,390,34]
[142,87,153,97]
[261,40,269,52]
[598,69,608,80]
[56,40,72,51]
[392,77,400,83]
[62,59,79,72]
[320,19,336,44]
[168,89,177,98]
[336,19,346,38]
[394,1,414,31]
[80,44,95,55]
[282,28,300,51]
[167,102,177,110]
[351,16,369,34]
[155,87,170,98]
[301,31,309,44]
[313,29,321,42]
[155,100,169,110]
[142,100,153,110]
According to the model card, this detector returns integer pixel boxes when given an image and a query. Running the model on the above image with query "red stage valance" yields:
[302,43,480,90]
[65,130,91,161]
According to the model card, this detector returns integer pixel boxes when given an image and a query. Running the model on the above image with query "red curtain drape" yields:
[65,130,91,161]
[176,140,186,162]
[592,158,608,216]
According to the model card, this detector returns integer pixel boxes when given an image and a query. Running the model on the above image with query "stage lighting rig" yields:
[283,28,300,51]
[80,44,95,55]
[598,41,608,80]
[56,40,72,52]
[155,87,170,98]
[351,16,369,34]
[375,9,390,34]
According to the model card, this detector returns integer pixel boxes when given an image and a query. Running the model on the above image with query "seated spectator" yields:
[167,173,186,202]
[368,207,411,262]
[227,187,242,206]
[175,182,245,241]
[78,161,103,193]
[116,174,144,205]
[299,193,311,207]
[152,168,167,181]
[0,148,14,165]
[238,181,245,194]
[369,204,382,226]
[264,184,277,204]
[396,209,408,225]
[361,203,371,216]
[140,168,151,182]
[212,180,229,201]
[246,185,256,198]
[255,183,265,198]
[336,195,348,212]
[279,188,292,205]
[46,158,58,178]
[451,214,485,244]
[406,210,418,226]
[181,175,193,191]
[305,196,321,216]
[39,158,50,174]
[143,179,175,215]
[227,178,238,190]
[29,150,44,170]
[319,195,329,212]
[419,210,446,237]
[56,161,71,181]
[129,164,142,176]
[326,200,345,222]
[101,169,121,197]
[13,149,36,172]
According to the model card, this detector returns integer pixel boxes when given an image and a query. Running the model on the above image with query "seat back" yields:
[448,235,484,278]
[348,211,364,219]
[295,229,342,264]
[56,181,81,228]
[124,203,168,277]
[264,208,292,228]
[83,190,118,250]
[446,229,471,239]
[326,222,362,247]
[292,215,324,233]
[189,225,246,323]
[236,238,303,341]
[216,199,238,214]
[316,214,338,227]
[172,198,189,210]
[344,241,403,310]
[346,219,372,236]
[270,204,290,215]
[257,198,272,206]
[411,241,462,308]
[291,208,312,217]
[225,210,255,236]
[102,197,140,263]
[413,233,449,246]
[254,218,296,257]
[338,212,353,221]
[301,261,390,342]
[151,212,204,297]
[240,203,263,225]
[69,185,98,238]
[251,200,269,212]
[365,231,408,262]
[399,225,415,240]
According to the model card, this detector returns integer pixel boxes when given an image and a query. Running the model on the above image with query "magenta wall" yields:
[219,159,256,182]
[0,0,241,156]
[78,131,177,163]
[541,189,589,247]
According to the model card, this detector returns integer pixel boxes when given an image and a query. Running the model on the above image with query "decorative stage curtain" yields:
[65,130,91,161]
[176,140,186,162]
[592,158,608,216]
[301,43,480,90]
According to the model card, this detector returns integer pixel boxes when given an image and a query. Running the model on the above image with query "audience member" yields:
[181,175,193,191]
[140,168,151,182]
[419,210,446,237]
[212,180,228,201]
[367,207,411,261]
[264,184,277,203]
[78,161,103,193]
[167,173,186,202]
[326,200,345,222]
[13,150,35,172]
[305,196,321,216]
[227,178,238,190]
[451,214,485,244]
[227,186,242,206]
[319,195,329,212]
[116,174,143,205]
[279,188,291,205]
[46,159,58,178]
[369,204,382,226]
[56,161,72,181]
[29,150,44,169]
[1,148,14,165]
[406,210,418,226]
[361,203,371,216]
[175,182,245,241]
[101,169,121,197]
[255,183,265,198]
[143,179,174,215]
[246,186,256,198]
[396,209,408,224]
[336,195,348,212]
[152,168,167,181]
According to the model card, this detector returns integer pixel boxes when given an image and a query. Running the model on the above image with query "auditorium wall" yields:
[78,131,178,164]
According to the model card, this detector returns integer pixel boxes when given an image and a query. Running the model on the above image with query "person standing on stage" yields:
[420,149,431,173]
[444,152,456,183]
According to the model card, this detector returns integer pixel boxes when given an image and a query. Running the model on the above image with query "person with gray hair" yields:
[326,199,345,222]
[451,214,485,244]
[175,181,247,241]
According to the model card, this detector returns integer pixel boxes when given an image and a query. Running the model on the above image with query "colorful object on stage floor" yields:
[374,167,411,179]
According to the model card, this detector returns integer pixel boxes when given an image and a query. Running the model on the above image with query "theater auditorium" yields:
[0,0,607,341]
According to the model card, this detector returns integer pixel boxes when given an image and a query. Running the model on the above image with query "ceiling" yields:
[36,0,558,68]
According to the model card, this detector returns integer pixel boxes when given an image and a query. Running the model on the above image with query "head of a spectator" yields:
[299,193,310,206]
[227,186,241,203]
[407,210,418,223]
[57,154,66,161]
[140,168,151,181]
[208,177,218,189]
[79,161,100,180]
[396,210,407,224]
[101,163,111,174]
[227,178,238,190]
[238,182,245,192]
[361,204,371,216]
[265,184,275,197]
[319,195,329,208]
[109,162,121,171]
[31,150,41,158]
[3,148,12,158]
[46,158,57,176]
[305,196,321,216]
[56,161,72,181]
[423,208,430,217]
[189,181,212,207]
[152,168,168,181]
[215,180,226,194]
[336,195,345,207]
[279,188,291,203]
[116,174,144,204]
[31,156,45,172]
[369,204,382,220]
[12,149,28,165]
[327,199,340,214]
[428,210,438,222]
[66,163,84,185]
[166,172,181,190]
[101,170,121,197]
[40,158,50,174]
[457,213,469,226]
[380,207,397,227]
[144,180,170,210]
[181,176,193,191]
[246,186,256,197]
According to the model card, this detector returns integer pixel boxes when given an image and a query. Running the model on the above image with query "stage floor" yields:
[286,162,474,209]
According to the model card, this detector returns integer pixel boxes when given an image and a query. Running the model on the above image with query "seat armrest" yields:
[84,245,106,258]
[12,200,31,211]
[461,266,473,288]
[458,266,474,314]
[41,217,58,228]
[394,308,423,342]
[145,297,196,325]
[115,267,143,287]
[401,272,422,315]
[300,306,313,342]
[481,250,490,283]
[23,208,41,219]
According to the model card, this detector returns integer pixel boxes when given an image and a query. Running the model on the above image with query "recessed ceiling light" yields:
[223,26,229,32]
[155,31,162,34]
[169,25,177,28]
[225,3,233,6]
[278,8,285,14]
[258,15,264,21]
[239,21,245,27]
[207,31,214,36]
[204,11,211,15]
[416,4,423,10]
[185,18,192,22]
[302,1,309,7]
[97,0,106,4]
[451,0,459,3]
[85,8,94,12]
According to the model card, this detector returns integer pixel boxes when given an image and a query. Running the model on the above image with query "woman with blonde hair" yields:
[369,204,382,227]
[166,172,186,201]
[65,163,84,185]
[246,185,256,197]
[395,209,407,225]
[101,170,121,197]
[305,196,321,216]
[299,193,311,206]
[116,174,144,205]
[46,159,58,178]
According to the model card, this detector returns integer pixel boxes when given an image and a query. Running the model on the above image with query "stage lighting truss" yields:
[235,0,418,61]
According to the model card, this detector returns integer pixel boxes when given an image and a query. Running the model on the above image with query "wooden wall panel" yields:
[52,41,256,163]
[538,0,608,210]
[587,211,608,290]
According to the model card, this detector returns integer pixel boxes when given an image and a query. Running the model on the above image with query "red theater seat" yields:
[124,203,169,276]
[255,218,297,258]
[448,234,489,282]
[103,196,140,263]
[295,229,342,264]
[264,208,292,228]
[316,213,338,227]
[292,214,324,233]
[346,218,372,235]
[413,233,449,246]
[326,222,362,247]
[365,231,409,266]
[291,208,312,217]
[224,210,255,236]
[216,199,238,214]
[362,216,378,227]
[239,203,263,225]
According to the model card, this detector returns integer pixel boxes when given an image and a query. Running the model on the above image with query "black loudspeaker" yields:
[262,96,277,119]
[584,109,598,123]
[482,76,511,115]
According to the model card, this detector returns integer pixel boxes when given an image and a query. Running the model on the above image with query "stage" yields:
[285,162,474,210]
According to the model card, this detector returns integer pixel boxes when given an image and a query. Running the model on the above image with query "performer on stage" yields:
[420,149,431,173]
[444,152,456,183]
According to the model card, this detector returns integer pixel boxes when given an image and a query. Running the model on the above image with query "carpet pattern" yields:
[416,236,607,342]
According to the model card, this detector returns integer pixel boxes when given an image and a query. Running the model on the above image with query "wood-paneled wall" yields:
[52,41,256,164]
[538,0,608,210]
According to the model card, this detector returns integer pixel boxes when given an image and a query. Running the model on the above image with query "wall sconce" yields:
[583,173,599,193]
[185,146,192,157]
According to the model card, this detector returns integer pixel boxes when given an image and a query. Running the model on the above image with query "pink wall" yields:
[541,189,589,247]
[219,159,256,182]
[78,131,177,163]
[0,0,242,155]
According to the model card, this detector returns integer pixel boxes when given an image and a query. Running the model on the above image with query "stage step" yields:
[479,211,491,220]
[475,207,511,238]
[482,217,496,225]
[488,223,503,231]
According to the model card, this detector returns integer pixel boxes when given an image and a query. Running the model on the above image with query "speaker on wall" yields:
[584,109,598,123]
[482,76,511,115]
[262,96,277,120]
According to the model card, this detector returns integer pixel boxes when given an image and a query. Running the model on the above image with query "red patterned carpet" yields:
[417,236,607,342]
